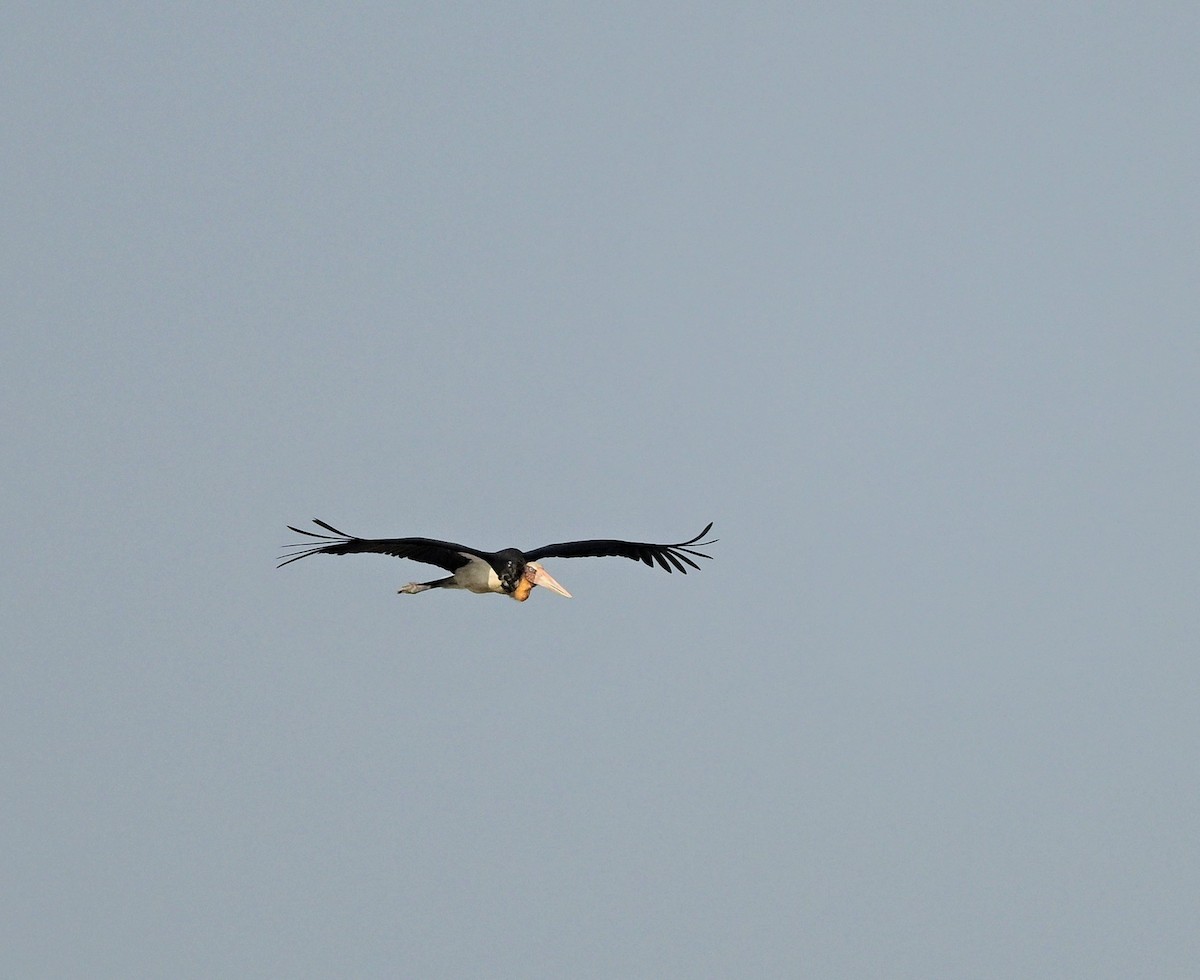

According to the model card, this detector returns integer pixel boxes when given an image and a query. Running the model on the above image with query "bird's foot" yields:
[398,582,430,594]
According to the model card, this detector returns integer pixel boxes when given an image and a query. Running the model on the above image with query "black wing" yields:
[278,519,493,572]
[524,522,716,574]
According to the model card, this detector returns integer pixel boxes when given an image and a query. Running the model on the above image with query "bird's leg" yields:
[398,575,455,595]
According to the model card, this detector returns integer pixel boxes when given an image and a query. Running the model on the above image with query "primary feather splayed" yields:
[279,520,717,601]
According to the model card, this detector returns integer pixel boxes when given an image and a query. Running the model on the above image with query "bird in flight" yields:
[279,519,716,601]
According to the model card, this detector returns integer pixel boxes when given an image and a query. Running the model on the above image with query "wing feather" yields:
[278,520,492,572]
[524,522,716,574]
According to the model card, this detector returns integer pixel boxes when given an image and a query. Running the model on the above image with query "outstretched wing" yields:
[278,519,493,572]
[524,522,716,574]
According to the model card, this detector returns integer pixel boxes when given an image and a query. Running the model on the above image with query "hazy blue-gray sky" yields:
[4,3,1197,977]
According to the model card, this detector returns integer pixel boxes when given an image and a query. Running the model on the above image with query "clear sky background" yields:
[3,4,1197,977]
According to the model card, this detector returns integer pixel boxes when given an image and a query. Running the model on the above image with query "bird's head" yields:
[511,561,572,602]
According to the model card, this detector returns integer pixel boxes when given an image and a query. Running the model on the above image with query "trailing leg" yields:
[398,576,455,595]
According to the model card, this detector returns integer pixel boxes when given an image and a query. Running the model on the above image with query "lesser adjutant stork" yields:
[279,519,716,601]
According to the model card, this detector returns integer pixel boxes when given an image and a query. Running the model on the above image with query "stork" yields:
[279,519,716,601]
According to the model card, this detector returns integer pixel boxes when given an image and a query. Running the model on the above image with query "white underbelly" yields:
[452,556,502,594]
